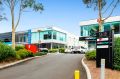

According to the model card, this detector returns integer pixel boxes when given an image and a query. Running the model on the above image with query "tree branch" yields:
[15,0,23,30]
[4,0,12,9]
[102,0,114,14]
[103,0,119,21]
[14,0,19,7]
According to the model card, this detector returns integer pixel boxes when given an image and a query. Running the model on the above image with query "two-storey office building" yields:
[31,27,67,49]
[79,16,120,50]
[0,26,80,49]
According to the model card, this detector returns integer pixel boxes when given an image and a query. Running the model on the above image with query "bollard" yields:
[100,59,105,79]
[74,70,80,79]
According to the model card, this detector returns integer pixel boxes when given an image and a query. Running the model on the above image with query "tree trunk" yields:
[12,9,15,49]
[11,0,15,49]
[12,28,15,49]
[98,0,103,32]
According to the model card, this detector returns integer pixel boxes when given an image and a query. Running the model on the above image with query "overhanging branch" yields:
[102,0,114,14]
[103,0,119,21]
[15,0,23,30]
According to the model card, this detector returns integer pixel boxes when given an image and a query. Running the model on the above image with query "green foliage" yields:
[15,45,25,51]
[16,49,34,60]
[0,0,2,4]
[114,37,120,70]
[1,0,44,13]
[85,50,96,60]
[0,40,3,43]
[0,43,16,62]
[34,52,47,56]
[0,0,44,49]
[59,48,65,53]
[49,49,58,53]
[40,49,48,53]
[21,0,44,12]
[82,0,106,9]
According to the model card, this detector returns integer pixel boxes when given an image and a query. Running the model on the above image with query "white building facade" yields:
[79,16,120,50]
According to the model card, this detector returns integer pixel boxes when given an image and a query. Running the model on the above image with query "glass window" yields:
[89,25,98,36]
[43,34,47,39]
[53,32,56,39]
[24,36,26,42]
[60,37,63,41]
[114,23,120,34]
[43,31,52,40]
[20,36,23,42]
[81,27,83,36]
[104,24,110,31]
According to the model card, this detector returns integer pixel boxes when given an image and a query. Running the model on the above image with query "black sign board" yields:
[96,31,113,69]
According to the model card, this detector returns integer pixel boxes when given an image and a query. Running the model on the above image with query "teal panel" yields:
[31,32,39,43]
[56,31,66,42]
[80,21,120,37]
[31,30,67,43]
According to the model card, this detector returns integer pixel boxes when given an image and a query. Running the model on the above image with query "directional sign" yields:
[97,41,109,45]
[96,31,113,69]
[97,45,108,48]
[97,38,108,41]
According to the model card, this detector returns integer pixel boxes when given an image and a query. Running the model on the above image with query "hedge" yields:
[15,45,25,51]
[16,49,34,60]
[34,52,47,56]
[49,49,58,53]
[113,37,120,70]
[59,48,65,53]
[0,43,16,62]
[85,50,96,60]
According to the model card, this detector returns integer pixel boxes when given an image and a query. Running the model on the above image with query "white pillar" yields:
[100,59,105,79]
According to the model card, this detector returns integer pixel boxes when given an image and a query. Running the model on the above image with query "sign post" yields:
[100,59,105,79]
[96,31,113,69]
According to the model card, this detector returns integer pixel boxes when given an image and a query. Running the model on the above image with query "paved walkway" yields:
[84,59,120,79]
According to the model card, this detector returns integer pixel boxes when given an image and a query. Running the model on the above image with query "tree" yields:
[82,0,119,32]
[0,0,5,21]
[0,0,44,49]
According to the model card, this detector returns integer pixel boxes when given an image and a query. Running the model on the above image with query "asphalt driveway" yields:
[0,54,87,79]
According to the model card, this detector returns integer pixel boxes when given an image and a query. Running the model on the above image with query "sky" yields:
[0,0,120,36]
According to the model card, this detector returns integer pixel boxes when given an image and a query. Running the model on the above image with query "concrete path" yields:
[0,54,87,79]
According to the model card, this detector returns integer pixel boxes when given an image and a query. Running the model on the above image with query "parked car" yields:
[65,48,72,53]
[71,46,87,54]
[38,48,48,53]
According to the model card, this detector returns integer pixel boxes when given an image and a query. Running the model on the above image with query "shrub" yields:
[49,49,58,53]
[15,45,25,51]
[16,49,34,59]
[85,50,96,60]
[59,48,65,53]
[0,40,3,43]
[113,37,120,70]
[0,43,16,62]
[34,52,47,56]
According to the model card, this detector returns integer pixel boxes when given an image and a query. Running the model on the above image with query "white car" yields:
[71,46,87,54]
[65,48,72,53]
[38,48,48,52]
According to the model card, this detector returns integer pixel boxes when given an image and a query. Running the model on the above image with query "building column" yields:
[51,43,53,49]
